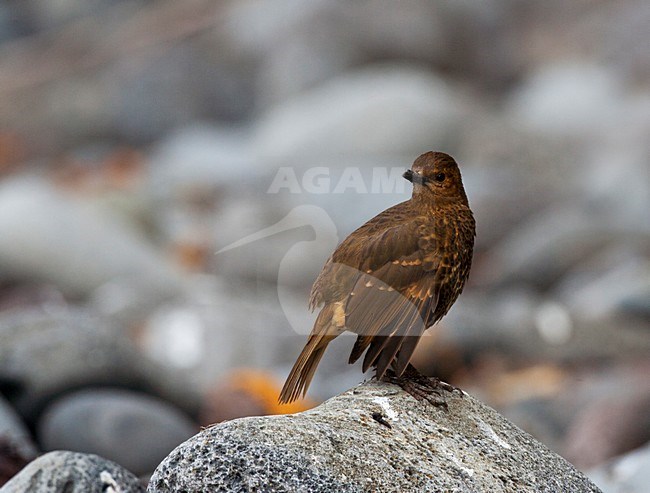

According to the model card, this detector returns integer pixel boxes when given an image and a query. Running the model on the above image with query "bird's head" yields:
[403,151,468,205]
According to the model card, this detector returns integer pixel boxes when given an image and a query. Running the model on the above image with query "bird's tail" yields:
[279,303,343,404]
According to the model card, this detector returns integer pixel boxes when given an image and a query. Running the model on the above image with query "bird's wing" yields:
[309,202,421,309]
[309,205,447,378]
[345,228,445,379]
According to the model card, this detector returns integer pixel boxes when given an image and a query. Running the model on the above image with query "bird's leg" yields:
[381,366,448,409]
[380,364,463,409]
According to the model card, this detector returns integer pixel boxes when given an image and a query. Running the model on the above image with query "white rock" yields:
[254,64,467,162]
[507,62,625,137]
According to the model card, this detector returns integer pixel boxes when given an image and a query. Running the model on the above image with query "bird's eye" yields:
[434,173,446,182]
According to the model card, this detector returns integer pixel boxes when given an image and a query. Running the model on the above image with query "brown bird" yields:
[279,151,475,404]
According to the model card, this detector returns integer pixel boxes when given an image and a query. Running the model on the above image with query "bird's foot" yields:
[380,366,463,410]
[427,376,465,398]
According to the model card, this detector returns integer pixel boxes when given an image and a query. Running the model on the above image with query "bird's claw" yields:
[399,378,449,410]
[380,368,463,410]
[429,377,465,397]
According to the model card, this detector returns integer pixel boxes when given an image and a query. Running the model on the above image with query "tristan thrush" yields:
[279,151,475,404]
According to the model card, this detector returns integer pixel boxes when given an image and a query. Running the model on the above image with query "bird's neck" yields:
[412,193,467,213]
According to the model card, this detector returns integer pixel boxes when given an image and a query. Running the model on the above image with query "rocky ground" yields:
[0,1,648,492]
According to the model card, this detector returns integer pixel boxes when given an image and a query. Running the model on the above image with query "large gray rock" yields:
[0,450,144,493]
[148,380,601,493]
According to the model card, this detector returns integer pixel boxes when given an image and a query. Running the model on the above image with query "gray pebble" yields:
[0,450,144,493]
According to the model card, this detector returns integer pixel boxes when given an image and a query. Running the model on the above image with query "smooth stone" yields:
[149,380,601,493]
[38,389,197,476]
[0,450,144,493]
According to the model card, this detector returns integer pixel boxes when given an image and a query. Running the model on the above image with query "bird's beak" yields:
[403,169,425,185]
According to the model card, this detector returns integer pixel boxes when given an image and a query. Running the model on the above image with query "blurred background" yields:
[0,0,648,490]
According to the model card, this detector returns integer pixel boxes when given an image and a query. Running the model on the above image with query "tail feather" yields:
[348,335,372,364]
[279,334,334,404]
[374,335,405,379]
[279,303,344,404]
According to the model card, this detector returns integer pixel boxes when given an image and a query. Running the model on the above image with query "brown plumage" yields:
[279,151,475,404]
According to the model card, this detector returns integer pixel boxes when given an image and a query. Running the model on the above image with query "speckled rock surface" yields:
[0,450,144,492]
[148,380,602,493]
